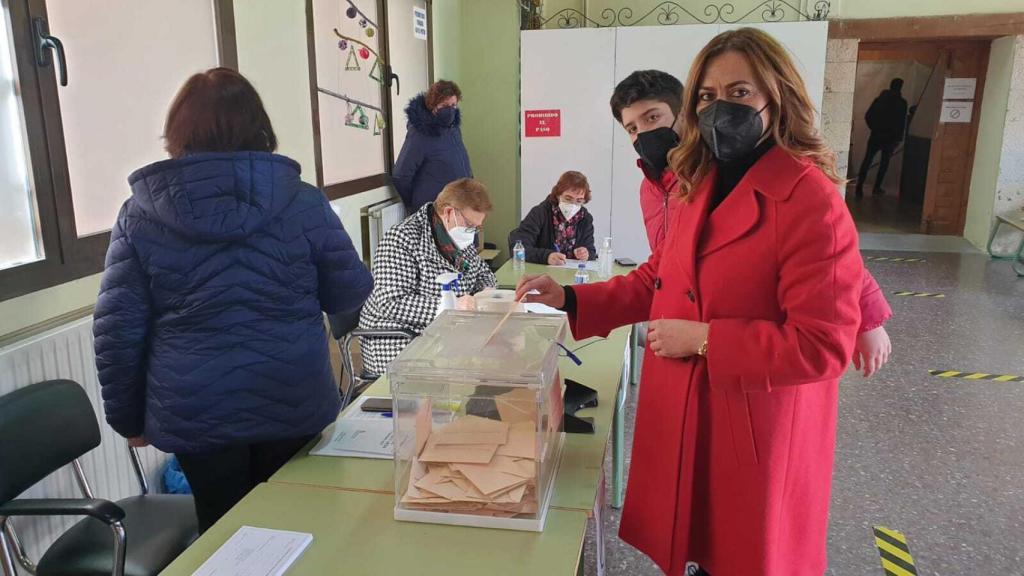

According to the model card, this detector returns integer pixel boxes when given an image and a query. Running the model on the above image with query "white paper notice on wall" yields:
[940,100,973,123]
[942,78,977,100]
[413,7,427,40]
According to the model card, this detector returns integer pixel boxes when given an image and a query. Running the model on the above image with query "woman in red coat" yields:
[519,28,862,575]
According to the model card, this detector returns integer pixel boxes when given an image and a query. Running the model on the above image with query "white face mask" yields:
[446,209,477,250]
[449,227,476,250]
[559,202,581,220]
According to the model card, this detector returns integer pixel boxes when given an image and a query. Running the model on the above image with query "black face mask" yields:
[633,125,680,176]
[698,100,768,163]
[436,106,458,127]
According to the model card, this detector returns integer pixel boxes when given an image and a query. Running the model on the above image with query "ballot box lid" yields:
[388,310,569,385]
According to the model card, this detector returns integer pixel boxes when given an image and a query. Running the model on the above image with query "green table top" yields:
[270,325,630,514]
[159,483,589,576]
[493,260,632,289]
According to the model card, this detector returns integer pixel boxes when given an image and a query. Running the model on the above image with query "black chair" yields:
[327,309,415,409]
[0,380,197,576]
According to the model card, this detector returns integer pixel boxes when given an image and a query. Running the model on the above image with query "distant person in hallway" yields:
[508,170,598,265]
[393,80,473,212]
[93,68,373,533]
[856,77,910,198]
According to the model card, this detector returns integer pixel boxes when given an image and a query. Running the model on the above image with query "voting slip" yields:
[191,526,312,576]
[310,417,393,459]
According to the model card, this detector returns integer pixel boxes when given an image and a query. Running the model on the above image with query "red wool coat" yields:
[572,148,863,575]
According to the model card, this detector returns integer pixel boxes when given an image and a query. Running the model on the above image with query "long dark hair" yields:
[163,67,277,158]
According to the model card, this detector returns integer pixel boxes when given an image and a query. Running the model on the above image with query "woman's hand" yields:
[852,325,891,377]
[515,274,565,309]
[548,252,567,266]
[648,319,710,358]
[456,295,477,311]
[128,436,149,448]
[574,247,590,260]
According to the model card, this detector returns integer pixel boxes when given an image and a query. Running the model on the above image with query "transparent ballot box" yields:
[388,310,568,532]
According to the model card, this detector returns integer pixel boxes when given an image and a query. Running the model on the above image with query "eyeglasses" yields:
[452,209,481,234]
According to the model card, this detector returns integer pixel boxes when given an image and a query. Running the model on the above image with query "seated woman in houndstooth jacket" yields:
[358,178,497,375]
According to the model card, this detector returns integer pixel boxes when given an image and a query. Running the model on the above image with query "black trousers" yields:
[176,434,316,533]
[857,137,896,192]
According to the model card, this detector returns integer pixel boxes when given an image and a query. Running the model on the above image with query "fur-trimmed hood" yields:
[405,93,462,136]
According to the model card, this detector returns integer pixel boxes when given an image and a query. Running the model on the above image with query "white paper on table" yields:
[548,259,599,271]
[191,526,312,576]
[310,417,394,459]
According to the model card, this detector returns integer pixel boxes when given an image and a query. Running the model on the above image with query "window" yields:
[0,0,235,302]
[308,0,395,199]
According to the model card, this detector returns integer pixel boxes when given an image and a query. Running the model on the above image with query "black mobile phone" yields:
[360,397,392,412]
[615,257,637,267]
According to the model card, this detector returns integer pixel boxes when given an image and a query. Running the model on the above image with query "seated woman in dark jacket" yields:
[508,170,598,265]
[93,68,373,533]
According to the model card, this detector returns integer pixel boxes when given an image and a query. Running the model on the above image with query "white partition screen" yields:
[520,22,828,261]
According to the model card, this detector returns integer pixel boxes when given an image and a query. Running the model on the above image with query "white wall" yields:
[520,21,828,262]
[966,35,1024,251]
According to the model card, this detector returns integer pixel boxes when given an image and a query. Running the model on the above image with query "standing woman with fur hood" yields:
[393,80,473,211]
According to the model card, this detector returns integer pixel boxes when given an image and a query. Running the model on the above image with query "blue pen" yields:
[380,412,393,418]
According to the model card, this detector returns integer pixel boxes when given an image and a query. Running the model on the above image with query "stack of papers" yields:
[191,526,312,576]
[400,390,541,518]
[309,419,393,459]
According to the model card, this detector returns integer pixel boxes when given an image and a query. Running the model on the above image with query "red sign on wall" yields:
[524,109,561,138]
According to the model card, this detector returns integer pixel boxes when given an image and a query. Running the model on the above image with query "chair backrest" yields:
[0,380,101,504]
[327,308,362,341]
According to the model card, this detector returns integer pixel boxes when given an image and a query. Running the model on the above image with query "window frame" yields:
[0,0,238,302]
[305,0,398,201]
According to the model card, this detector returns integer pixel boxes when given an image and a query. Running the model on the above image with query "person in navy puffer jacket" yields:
[393,80,473,211]
[93,68,373,533]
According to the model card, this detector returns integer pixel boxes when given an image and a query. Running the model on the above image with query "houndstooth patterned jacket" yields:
[358,203,496,375]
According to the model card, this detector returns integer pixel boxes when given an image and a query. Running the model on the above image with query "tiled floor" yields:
[582,249,1024,575]
[845,189,923,235]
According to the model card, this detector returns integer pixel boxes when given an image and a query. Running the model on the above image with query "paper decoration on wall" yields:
[346,6,358,18]
[358,47,370,60]
[337,39,349,50]
[374,113,386,136]
[345,46,360,71]
[368,59,384,84]
[346,103,370,130]
[366,27,375,38]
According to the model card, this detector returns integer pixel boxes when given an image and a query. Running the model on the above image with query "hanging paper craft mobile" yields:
[345,103,370,130]
[344,46,360,71]
[373,113,385,136]
[368,59,384,84]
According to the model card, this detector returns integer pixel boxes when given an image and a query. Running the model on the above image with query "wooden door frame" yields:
[833,13,1022,236]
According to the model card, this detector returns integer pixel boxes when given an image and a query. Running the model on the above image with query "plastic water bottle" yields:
[513,240,526,271]
[574,262,588,285]
[598,237,613,278]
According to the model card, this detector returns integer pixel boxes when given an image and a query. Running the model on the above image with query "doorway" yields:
[847,40,990,236]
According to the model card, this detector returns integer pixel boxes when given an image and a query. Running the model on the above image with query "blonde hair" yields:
[668,27,841,201]
[435,178,493,212]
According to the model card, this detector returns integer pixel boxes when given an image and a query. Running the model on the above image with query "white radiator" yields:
[0,316,167,563]
[361,199,407,265]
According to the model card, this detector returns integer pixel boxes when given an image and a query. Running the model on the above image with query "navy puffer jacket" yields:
[392,93,472,211]
[93,152,373,454]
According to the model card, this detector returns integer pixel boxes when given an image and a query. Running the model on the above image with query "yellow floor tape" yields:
[873,526,918,576]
